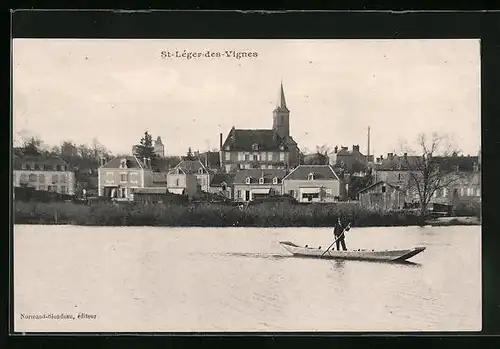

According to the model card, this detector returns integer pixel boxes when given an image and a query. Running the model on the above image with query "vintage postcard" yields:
[12,38,481,333]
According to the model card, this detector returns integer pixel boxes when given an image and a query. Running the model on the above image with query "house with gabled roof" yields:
[373,152,481,208]
[232,169,287,202]
[219,83,301,173]
[13,154,76,195]
[98,155,159,200]
[168,160,213,192]
[208,173,235,199]
[282,165,344,203]
[358,181,405,210]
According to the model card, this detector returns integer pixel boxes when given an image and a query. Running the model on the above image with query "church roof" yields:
[155,136,163,145]
[222,128,290,152]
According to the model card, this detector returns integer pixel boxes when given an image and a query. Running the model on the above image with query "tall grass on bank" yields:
[13,200,432,227]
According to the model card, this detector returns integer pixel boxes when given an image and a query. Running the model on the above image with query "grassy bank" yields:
[13,200,480,227]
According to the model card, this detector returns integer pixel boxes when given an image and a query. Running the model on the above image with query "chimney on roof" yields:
[353,145,359,152]
[100,157,106,167]
[404,153,407,158]
[334,146,338,154]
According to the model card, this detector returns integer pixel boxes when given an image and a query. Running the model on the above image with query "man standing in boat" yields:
[333,218,350,251]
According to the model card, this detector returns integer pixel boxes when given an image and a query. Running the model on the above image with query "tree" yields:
[22,136,43,156]
[133,131,156,161]
[401,133,460,220]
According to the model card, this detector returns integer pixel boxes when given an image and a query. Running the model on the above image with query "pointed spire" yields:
[279,81,287,108]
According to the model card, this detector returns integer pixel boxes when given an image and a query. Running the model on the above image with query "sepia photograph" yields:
[12,38,481,332]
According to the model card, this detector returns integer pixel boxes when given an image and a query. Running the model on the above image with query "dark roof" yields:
[233,169,288,184]
[171,160,210,175]
[358,181,403,194]
[303,152,329,165]
[199,151,220,169]
[376,155,480,172]
[432,156,480,172]
[222,128,290,151]
[13,154,69,170]
[101,156,145,169]
[153,157,181,171]
[283,165,339,181]
[210,173,235,187]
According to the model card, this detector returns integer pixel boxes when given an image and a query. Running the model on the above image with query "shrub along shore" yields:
[13,200,480,228]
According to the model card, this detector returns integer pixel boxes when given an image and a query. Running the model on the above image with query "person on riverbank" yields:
[333,218,350,251]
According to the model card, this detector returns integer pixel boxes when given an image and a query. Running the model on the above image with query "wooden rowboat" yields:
[279,241,426,262]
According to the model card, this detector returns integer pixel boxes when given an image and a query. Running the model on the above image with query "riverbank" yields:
[13,200,481,228]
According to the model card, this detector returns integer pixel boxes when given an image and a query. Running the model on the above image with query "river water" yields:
[13,224,481,332]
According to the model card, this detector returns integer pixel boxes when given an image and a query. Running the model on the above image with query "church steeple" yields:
[273,82,290,139]
[279,81,287,109]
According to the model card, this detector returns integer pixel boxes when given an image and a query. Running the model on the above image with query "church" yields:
[219,83,301,173]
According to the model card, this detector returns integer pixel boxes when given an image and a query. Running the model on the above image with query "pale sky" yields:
[13,39,481,157]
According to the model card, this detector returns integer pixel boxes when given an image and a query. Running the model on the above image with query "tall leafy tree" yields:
[133,131,157,162]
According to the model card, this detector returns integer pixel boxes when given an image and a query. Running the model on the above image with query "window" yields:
[237,190,242,199]
[225,152,230,161]
[56,165,61,171]
[443,188,448,197]
[245,177,251,185]
[289,190,295,197]
[60,186,67,194]
[25,164,31,170]
[252,143,259,151]
[279,152,285,161]
[38,185,45,191]
[38,174,45,182]
[119,159,128,169]
[267,152,273,161]
[467,188,473,196]
[325,188,333,197]
[60,175,67,183]
[120,174,127,182]
[433,190,437,198]
[48,185,56,192]
[272,177,278,185]
[20,174,28,184]
[307,173,314,180]
[225,165,231,173]
[238,152,244,161]
[244,154,250,161]
[198,168,204,174]
[259,177,264,184]
[382,185,386,193]
[253,154,258,161]
[29,173,37,182]
[398,173,401,181]
[61,165,66,171]
[176,179,180,187]
[460,187,465,196]
[34,163,40,170]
